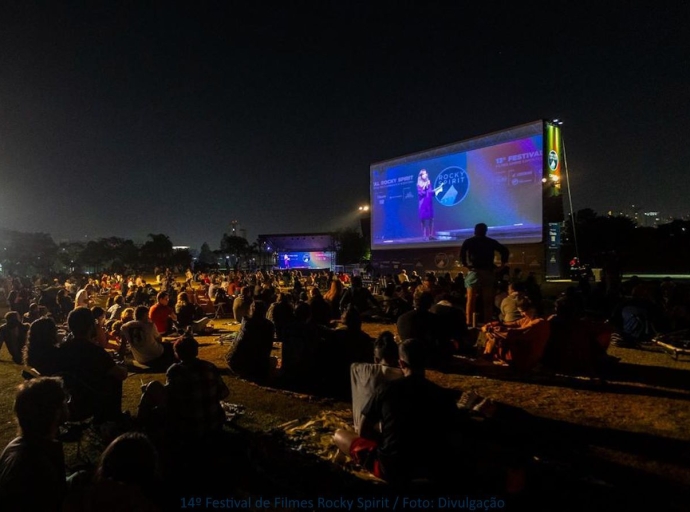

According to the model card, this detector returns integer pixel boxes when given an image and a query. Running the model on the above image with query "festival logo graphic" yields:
[548,150,559,171]
[433,166,469,207]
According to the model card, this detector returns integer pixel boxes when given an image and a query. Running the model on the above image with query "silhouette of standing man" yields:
[460,223,509,326]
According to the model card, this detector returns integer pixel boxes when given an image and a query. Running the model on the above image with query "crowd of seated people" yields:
[1,332,232,511]
[7,267,690,503]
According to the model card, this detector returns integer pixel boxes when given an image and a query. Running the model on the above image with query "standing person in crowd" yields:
[460,223,510,326]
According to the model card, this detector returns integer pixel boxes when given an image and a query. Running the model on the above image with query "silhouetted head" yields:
[96,432,159,484]
[399,338,426,372]
[4,311,22,328]
[250,300,268,319]
[14,376,67,438]
[474,223,488,236]
[67,307,95,339]
[374,331,399,365]
[135,306,149,322]
[174,335,199,361]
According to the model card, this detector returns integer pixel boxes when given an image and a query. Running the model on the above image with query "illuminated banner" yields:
[545,122,563,192]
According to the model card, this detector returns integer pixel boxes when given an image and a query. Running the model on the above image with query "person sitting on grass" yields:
[278,299,320,391]
[23,317,62,376]
[316,306,375,398]
[323,278,344,320]
[166,335,230,439]
[267,292,296,341]
[543,295,613,378]
[23,302,43,324]
[396,291,440,365]
[57,308,128,424]
[308,287,332,327]
[120,306,174,371]
[481,297,550,373]
[333,338,457,487]
[339,276,380,320]
[225,300,276,383]
[350,331,403,434]
[138,334,230,446]
[499,282,526,323]
[0,311,29,365]
[174,291,211,335]
[232,286,253,325]
[0,377,70,512]
[74,432,163,512]
[148,291,177,336]
[91,306,110,349]
[107,295,125,321]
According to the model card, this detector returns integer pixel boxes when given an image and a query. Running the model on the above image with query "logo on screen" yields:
[433,167,469,207]
[548,150,559,171]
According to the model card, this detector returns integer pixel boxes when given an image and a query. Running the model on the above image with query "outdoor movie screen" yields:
[370,123,544,249]
[277,251,334,270]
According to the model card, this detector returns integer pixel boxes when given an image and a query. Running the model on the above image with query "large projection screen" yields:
[370,121,545,250]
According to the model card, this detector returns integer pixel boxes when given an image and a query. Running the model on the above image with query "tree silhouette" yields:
[140,233,174,268]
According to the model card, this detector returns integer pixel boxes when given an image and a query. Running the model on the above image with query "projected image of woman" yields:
[417,169,435,240]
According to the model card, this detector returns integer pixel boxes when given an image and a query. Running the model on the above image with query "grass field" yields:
[1,285,689,510]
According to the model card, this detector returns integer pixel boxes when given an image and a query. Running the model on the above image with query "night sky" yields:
[1,2,688,250]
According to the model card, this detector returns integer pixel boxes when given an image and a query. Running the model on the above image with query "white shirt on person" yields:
[350,363,403,434]
[74,289,89,308]
[121,320,164,364]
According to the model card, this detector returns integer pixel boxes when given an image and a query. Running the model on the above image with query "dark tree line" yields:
[0,230,192,275]
[0,224,371,276]
[562,209,690,273]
